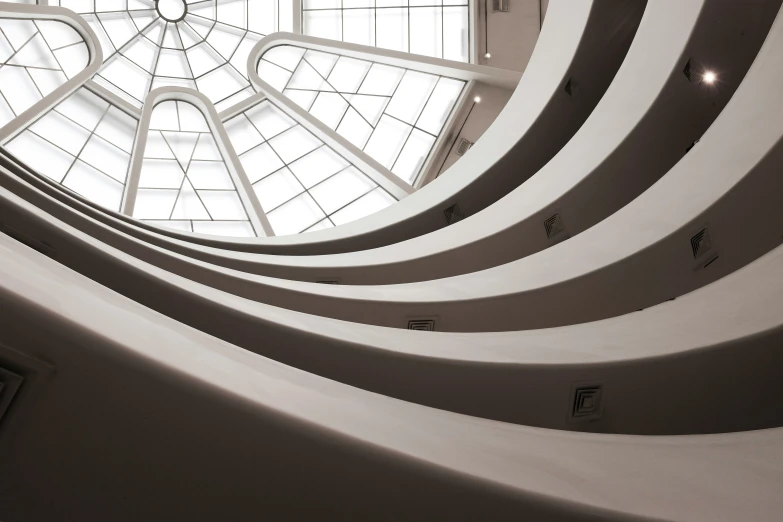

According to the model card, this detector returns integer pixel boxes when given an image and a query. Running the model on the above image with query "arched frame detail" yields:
[122,86,275,237]
[247,33,520,192]
[0,1,104,144]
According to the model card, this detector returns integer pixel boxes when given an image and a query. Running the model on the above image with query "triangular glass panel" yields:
[286,59,334,91]
[345,94,389,127]
[162,130,199,171]
[171,178,210,219]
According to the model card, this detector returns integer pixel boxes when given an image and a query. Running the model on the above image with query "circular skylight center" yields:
[156,0,186,22]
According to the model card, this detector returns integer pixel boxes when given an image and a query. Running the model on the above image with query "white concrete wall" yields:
[477,0,543,71]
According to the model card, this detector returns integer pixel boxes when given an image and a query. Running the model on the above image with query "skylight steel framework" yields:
[256,43,467,184]
[301,0,471,62]
[49,0,296,111]
[0,0,511,238]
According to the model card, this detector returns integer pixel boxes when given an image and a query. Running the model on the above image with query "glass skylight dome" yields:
[56,0,291,110]
[0,0,474,238]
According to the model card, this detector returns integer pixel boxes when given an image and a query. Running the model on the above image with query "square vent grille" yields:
[571,384,603,420]
[690,228,711,258]
[407,319,435,331]
[564,77,578,97]
[456,138,473,156]
[544,214,564,238]
[0,366,24,426]
[683,58,693,82]
[443,204,465,225]
[491,0,510,12]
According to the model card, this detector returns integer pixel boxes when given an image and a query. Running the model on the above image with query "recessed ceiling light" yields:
[703,71,717,84]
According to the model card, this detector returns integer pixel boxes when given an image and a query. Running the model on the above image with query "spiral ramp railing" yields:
[2,0,783,520]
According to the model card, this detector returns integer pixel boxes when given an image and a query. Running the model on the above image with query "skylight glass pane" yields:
[376,7,408,53]
[330,187,395,225]
[409,7,442,58]
[303,10,341,41]
[266,192,325,235]
[303,218,334,233]
[253,167,304,211]
[226,99,396,236]
[309,92,349,129]
[416,77,464,135]
[308,166,375,214]
[386,70,438,124]
[289,146,349,188]
[62,160,124,210]
[257,44,465,185]
[342,9,374,47]
[192,220,256,237]
[443,6,469,62]
[363,114,411,169]
[268,124,321,163]
[392,128,435,184]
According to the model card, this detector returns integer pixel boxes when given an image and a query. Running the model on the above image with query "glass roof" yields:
[258,44,465,184]
[0,1,471,238]
[52,0,293,110]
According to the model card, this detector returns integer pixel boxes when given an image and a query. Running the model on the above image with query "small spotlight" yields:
[703,71,716,84]
[484,52,491,59]
[474,96,481,103]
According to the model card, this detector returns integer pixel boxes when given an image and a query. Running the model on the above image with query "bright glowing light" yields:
[157,0,186,21]
[703,71,717,84]
[474,96,481,103]
[484,52,491,59]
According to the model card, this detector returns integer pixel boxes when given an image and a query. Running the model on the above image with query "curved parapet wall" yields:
[3,184,783,435]
[2,234,783,521]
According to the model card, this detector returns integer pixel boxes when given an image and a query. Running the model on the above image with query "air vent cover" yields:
[544,213,564,238]
[683,58,693,82]
[564,77,579,97]
[443,204,465,225]
[691,228,711,258]
[0,366,24,426]
[571,384,603,421]
[407,319,435,331]
[456,138,473,156]
[491,0,510,12]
